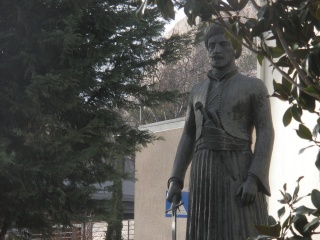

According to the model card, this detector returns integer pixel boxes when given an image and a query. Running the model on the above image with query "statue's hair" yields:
[204,22,228,49]
[204,21,242,59]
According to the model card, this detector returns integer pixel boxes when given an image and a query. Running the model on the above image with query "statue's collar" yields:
[207,67,238,82]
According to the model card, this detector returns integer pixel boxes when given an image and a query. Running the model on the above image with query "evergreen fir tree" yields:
[0,0,193,238]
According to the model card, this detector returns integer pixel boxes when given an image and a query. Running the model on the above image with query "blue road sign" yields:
[165,191,188,218]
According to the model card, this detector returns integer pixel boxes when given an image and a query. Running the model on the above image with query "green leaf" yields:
[282,214,292,230]
[285,193,292,203]
[293,176,304,200]
[306,48,320,77]
[313,124,320,138]
[258,54,264,66]
[283,183,287,192]
[317,4,320,20]
[271,47,285,58]
[311,189,320,208]
[283,107,292,127]
[303,217,319,232]
[254,223,281,238]
[315,151,320,171]
[297,176,304,182]
[156,0,175,20]
[273,80,289,100]
[312,207,320,216]
[291,104,302,123]
[277,55,292,68]
[299,145,314,155]
[267,215,277,226]
[278,206,285,219]
[165,0,175,20]
[304,86,320,95]
[299,90,317,113]
[293,186,299,201]
[281,76,292,94]
[299,8,309,24]
[293,214,311,237]
[262,42,273,56]
[257,5,272,32]
[296,124,312,141]
[279,192,292,204]
[294,206,315,215]
[293,193,312,205]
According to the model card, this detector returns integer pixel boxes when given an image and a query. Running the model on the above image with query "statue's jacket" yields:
[179,71,274,196]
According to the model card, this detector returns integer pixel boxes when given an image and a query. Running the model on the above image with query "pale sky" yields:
[164,8,186,32]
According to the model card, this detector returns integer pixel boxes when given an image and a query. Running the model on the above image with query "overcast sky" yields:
[164,8,185,32]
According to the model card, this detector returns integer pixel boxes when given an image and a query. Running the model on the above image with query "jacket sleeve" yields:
[168,88,196,188]
[248,79,274,196]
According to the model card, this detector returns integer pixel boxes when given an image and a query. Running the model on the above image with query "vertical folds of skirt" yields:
[186,149,268,240]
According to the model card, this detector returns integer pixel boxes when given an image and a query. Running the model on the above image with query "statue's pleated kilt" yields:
[186,149,268,240]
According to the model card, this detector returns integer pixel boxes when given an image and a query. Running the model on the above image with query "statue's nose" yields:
[213,44,222,53]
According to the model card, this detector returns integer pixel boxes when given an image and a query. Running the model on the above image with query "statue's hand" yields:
[167,181,182,203]
[236,176,258,206]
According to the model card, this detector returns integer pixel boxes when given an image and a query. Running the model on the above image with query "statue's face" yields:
[208,34,235,70]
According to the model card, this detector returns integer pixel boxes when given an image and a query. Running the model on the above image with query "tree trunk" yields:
[106,158,123,240]
[0,214,11,240]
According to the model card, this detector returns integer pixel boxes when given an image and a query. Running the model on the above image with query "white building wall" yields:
[259,58,320,237]
[256,1,320,233]
[135,118,188,240]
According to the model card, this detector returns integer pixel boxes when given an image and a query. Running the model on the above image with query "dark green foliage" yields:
[247,177,320,239]
[0,0,192,237]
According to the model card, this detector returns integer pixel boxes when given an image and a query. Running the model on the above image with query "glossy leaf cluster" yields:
[248,177,320,240]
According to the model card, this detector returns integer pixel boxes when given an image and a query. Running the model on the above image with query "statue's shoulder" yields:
[235,73,266,89]
[191,79,209,93]
[236,72,260,82]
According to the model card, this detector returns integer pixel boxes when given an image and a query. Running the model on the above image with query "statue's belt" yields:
[196,126,251,151]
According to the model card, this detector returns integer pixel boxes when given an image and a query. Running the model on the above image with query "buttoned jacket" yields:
[181,72,274,195]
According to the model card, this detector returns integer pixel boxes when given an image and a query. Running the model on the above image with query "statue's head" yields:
[204,23,226,48]
[204,21,241,70]
[204,21,242,58]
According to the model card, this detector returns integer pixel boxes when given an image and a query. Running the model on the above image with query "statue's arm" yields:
[248,80,274,196]
[167,91,196,202]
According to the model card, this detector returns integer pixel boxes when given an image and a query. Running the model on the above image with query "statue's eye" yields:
[209,43,216,49]
[220,41,230,47]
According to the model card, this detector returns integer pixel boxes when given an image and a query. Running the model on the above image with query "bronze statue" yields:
[167,22,274,240]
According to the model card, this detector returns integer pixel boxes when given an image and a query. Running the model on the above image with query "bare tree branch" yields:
[274,26,311,87]
[249,0,261,10]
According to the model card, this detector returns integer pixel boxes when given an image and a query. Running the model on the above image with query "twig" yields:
[274,25,309,86]
[263,54,302,89]
[249,0,261,10]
